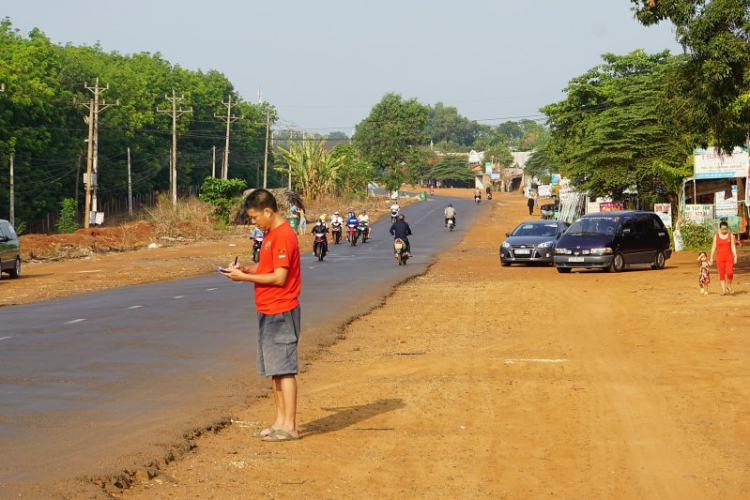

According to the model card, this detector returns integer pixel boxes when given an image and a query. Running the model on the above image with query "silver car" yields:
[500,220,570,266]
[0,219,21,278]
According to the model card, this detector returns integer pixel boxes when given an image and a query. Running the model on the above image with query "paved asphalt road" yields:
[0,195,487,491]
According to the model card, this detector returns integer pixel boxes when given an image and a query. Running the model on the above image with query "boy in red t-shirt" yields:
[223,189,302,442]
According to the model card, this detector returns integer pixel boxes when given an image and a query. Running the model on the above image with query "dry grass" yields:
[144,194,218,240]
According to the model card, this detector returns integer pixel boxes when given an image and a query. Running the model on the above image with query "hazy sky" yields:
[4,1,681,134]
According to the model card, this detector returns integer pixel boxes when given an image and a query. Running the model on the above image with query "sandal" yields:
[262,429,301,442]
[252,426,277,438]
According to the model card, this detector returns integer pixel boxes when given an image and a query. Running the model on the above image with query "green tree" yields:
[632,0,750,150]
[275,137,344,200]
[331,144,374,197]
[353,93,430,189]
[198,177,247,224]
[542,50,696,203]
[56,198,78,233]
[427,155,474,185]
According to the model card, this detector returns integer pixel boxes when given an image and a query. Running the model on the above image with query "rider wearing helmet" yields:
[357,209,371,238]
[311,216,329,255]
[346,209,359,241]
[389,213,412,255]
[444,203,457,227]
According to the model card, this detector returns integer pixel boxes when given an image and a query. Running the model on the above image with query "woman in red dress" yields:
[709,221,738,295]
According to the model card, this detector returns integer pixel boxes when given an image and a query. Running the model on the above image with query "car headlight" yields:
[538,241,554,248]
[555,248,569,255]
[589,248,613,255]
[502,241,510,248]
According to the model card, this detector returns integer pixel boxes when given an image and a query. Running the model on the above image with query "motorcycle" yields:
[474,194,481,204]
[540,203,555,220]
[358,221,370,243]
[487,191,492,201]
[348,223,358,246]
[331,221,342,244]
[313,231,327,261]
[394,238,409,266]
[390,210,399,224]
[447,218,455,231]
[251,236,264,263]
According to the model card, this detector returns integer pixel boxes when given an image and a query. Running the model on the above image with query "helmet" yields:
[318,215,325,221]
[361,210,367,214]
[335,211,340,215]
[448,203,453,207]
[398,214,405,221]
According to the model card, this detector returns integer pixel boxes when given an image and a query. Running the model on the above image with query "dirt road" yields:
[110,192,749,500]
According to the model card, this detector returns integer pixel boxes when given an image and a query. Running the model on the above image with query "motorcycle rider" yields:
[311,216,329,255]
[389,201,400,223]
[389,213,412,256]
[474,187,481,202]
[444,204,457,227]
[250,224,265,260]
[330,210,343,243]
[346,209,358,241]
[357,209,372,239]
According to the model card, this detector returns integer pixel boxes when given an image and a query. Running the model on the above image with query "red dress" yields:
[714,233,734,280]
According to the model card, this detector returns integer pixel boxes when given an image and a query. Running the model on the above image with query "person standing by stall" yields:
[709,221,738,295]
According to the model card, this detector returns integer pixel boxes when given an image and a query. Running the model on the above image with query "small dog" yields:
[697,251,710,295]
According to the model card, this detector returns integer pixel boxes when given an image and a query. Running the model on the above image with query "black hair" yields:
[244,189,278,212]
[719,220,729,228]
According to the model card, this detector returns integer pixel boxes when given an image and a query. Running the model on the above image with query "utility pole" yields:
[9,154,14,227]
[78,79,117,228]
[211,146,217,178]
[158,90,192,207]
[127,147,133,218]
[216,96,240,179]
[263,111,270,188]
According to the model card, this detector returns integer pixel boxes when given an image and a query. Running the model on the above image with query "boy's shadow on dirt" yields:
[301,399,405,436]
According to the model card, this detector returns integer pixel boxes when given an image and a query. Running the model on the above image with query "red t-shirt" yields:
[253,221,301,314]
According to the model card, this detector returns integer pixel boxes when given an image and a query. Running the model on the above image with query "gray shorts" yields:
[257,306,301,377]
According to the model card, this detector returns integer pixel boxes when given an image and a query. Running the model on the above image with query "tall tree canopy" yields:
[0,18,274,227]
[353,93,430,190]
[632,0,750,149]
[542,50,698,202]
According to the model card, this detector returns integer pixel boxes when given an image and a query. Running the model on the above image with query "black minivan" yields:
[553,211,672,273]
[0,219,21,278]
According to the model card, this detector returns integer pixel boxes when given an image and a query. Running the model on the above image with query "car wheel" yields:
[556,267,571,273]
[8,257,20,278]
[609,252,625,273]
[651,250,666,270]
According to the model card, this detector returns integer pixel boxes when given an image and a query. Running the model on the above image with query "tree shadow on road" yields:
[300,398,405,436]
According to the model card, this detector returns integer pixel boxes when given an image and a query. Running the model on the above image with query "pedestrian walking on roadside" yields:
[527,196,535,216]
[223,189,302,442]
[709,220,738,295]
[297,208,307,235]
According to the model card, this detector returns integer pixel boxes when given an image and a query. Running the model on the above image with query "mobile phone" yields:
[213,265,230,273]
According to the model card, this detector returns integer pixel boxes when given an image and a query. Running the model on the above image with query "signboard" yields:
[715,185,738,217]
[682,204,714,224]
[694,147,749,179]
[586,201,600,214]
[550,174,561,185]
[599,202,623,212]
[654,203,672,228]
[537,185,551,197]
[485,162,493,175]
[491,173,500,180]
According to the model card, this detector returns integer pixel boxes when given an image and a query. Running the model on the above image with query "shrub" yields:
[679,221,714,250]
[56,198,78,233]
[199,178,247,225]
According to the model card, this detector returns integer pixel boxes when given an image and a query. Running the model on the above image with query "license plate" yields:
[568,256,585,262]
[514,249,531,255]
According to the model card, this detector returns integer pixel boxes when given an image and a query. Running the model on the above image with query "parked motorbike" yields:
[331,221,342,244]
[358,221,370,243]
[313,231,328,261]
[252,236,264,263]
[394,238,409,266]
[348,223,358,246]
[540,203,555,220]
[447,218,455,231]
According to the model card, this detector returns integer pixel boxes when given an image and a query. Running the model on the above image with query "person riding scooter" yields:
[346,209,358,241]
[389,213,412,256]
[389,201,400,223]
[444,204,457,228]
[330,210,343,244]
[311,216,329,256]
[358,210,372,240]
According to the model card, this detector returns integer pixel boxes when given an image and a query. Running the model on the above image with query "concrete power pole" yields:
[127,147,133,218]
[212,146,217,178]
[263,111,270,188]
[79,79,117,228]
[216,96,240,180]
[9,154,14,227]
[158,90,192,207]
